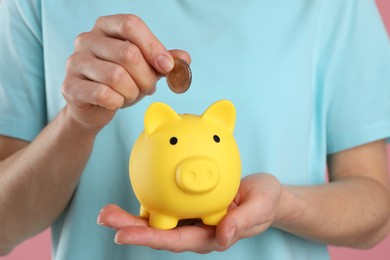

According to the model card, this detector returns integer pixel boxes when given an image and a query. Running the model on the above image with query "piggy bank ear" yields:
[201,100,236,132]
[145,102,181,136]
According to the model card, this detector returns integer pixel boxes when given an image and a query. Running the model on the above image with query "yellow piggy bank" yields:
[129,100,241,229]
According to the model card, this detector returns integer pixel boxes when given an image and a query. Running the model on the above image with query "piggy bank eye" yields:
[170,137,178,145]
[213,135,220,143]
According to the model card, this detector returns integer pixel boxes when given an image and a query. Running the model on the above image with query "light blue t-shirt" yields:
[1,0,390,259]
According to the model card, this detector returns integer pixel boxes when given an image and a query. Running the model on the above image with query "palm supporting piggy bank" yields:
[129,100,241,229]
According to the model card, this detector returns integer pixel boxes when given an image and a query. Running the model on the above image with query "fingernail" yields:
[97,220,106,226]
[114,234,123,245]
[146,83,157,96]
[96,214,106,226]
[226,228,236,247]
[123,96,137,106]
[157,54,174,73]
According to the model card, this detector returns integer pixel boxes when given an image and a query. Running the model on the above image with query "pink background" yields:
[1,1,389,259]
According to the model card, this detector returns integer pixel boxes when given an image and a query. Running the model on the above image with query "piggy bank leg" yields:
[202,210,227,226]
[139,205,150,218]
[149,212,178,230]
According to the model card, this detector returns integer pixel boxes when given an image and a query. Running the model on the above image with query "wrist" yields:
[52,107,102,150]
[273,185,308,231]
[61,105,103,137]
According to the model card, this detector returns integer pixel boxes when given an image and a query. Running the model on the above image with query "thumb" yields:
[216,190,276,248]
[215,205,246,248]
[169,49,192,65]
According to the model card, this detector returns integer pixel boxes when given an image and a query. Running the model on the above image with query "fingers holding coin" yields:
[166,58,192,94]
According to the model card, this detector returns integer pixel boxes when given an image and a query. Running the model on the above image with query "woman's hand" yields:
[97,173,282,253]
[61,14,190,130]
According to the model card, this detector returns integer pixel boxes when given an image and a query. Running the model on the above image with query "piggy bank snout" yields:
[175,157,220,194]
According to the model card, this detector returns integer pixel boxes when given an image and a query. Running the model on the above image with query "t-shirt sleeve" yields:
[319,0,390,154]
[0,0,47,142]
